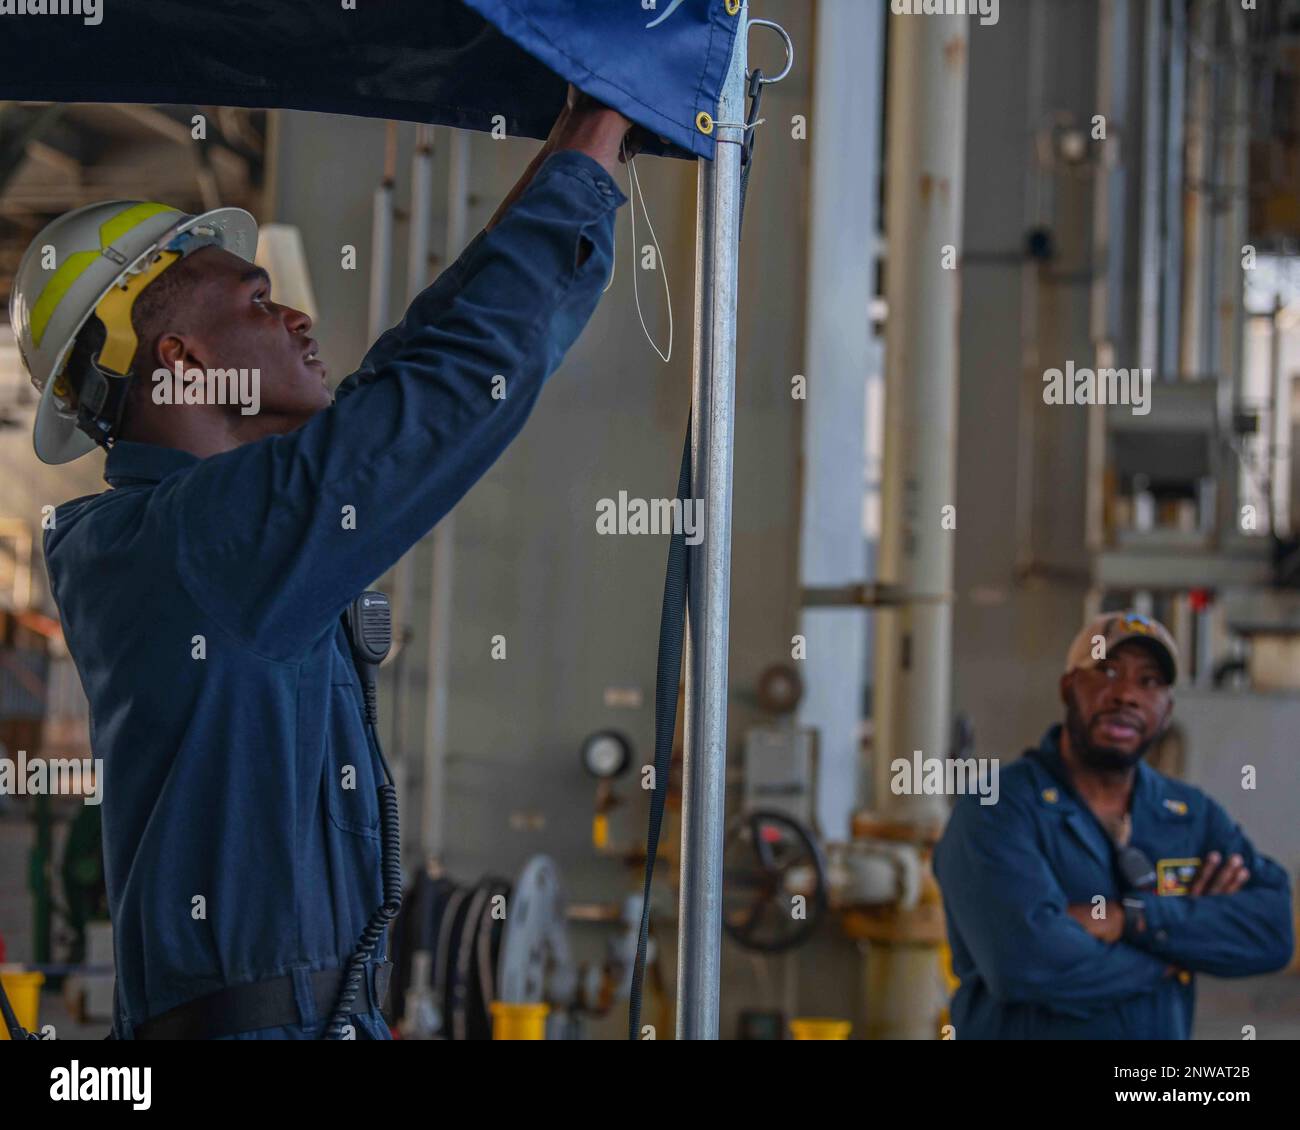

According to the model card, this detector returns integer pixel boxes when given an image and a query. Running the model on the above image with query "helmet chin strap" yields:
[61,249,181,449]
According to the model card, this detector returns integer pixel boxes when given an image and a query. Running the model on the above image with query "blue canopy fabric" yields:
[0,0,740,160]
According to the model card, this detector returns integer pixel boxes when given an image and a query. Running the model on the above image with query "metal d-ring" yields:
[747,18,793,85]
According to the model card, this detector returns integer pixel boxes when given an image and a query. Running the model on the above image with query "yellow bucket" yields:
[790,1017,851,1040]
[0,969,44,1039]
[490,1001,550,1040]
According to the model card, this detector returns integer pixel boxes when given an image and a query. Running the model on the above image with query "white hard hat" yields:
[8,200,257,465]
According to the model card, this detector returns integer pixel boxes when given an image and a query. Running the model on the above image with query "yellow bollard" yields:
[490,1001,550,1040]
[0,969,44,1040]
[789,1017,851,1040]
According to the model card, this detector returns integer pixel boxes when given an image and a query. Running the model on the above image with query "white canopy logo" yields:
[645,0,686,30]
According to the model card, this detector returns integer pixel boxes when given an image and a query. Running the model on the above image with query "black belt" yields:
[132,962,393,1040]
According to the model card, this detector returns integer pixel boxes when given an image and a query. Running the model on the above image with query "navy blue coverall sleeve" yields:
[939,793,1171,1009]
[1124,800,1295,977]
[157,149,624,661]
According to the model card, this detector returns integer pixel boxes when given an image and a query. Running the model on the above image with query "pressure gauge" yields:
[757,663,803,716]
[580,730,632,780]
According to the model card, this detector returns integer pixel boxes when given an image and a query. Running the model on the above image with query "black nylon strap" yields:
[628,417,691,1040]
[737,68,764,238]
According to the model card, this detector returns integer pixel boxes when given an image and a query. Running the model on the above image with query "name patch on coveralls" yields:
[1157,858,1201,896]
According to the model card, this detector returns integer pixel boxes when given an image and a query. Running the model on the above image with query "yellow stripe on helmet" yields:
[30,249,100,348]
[28,201,178,349]
[98,201,174,250]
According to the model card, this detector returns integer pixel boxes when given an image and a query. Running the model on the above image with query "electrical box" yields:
[742,726,817,830]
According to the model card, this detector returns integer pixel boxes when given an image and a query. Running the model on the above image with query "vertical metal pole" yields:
[872,11,969,826]
[421,128,471,862]
[677,5,746,1041]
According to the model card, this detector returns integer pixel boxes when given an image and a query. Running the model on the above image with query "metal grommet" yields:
[696,111,715,135]
[725,0,741,15]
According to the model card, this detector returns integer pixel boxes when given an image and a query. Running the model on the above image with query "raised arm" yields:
[161,109,632,659]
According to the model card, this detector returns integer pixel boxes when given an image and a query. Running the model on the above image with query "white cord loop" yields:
[604,138,673,365]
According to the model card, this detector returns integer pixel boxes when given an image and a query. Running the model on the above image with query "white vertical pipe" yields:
[677,3,746,1041]
[1090,0,1130,354]
[796,0,883,838]
[872,11,968,826]
[421,127,470,862]
[1271,298,1289,537]
[407,125,436,300]
[1217,7,1249,406]
[1182,0,1217,379]
[1086,0,1130,557]
[1161,0,1187,379]
[1139,0,1165,374]
[366,124,397,340]
[392,125,436,767]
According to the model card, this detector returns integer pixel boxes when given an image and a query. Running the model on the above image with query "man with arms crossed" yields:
[935,612,1293,1038]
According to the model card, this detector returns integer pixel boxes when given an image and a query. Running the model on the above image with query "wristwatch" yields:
[1121,895,1148,940]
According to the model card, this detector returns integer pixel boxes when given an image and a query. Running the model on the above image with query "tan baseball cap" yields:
[1064,611,1179,684]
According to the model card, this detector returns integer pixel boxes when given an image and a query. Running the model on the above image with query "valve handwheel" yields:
[723,810,828,953]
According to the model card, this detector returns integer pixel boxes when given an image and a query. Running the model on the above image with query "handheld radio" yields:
[325,589,404,1039]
